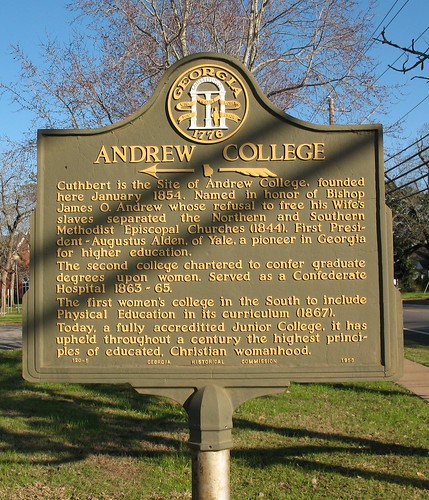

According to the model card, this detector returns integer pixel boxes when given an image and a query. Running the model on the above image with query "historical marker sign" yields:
[23,53,402,399]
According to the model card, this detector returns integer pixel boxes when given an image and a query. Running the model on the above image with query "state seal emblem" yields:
[168,63,248,144]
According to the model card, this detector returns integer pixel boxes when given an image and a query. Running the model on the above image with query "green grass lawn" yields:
[402,292,429,300]
[0,310,22,325]
[405,339,429,367]
[0,349,428,499]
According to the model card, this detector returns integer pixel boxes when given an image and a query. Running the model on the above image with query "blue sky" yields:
[0,0,428,155]
[0,1,74,141]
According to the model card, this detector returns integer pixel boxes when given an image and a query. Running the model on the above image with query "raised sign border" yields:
[23,53,403,402]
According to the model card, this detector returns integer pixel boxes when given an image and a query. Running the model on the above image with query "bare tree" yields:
[385,126,429,289]
[1,0,386,130]
[0,141,36,314]
[377,30,429,80]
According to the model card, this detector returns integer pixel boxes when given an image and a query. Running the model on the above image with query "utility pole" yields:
[327,96,335,125]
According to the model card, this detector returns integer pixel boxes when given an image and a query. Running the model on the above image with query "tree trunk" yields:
[1,270,8,315]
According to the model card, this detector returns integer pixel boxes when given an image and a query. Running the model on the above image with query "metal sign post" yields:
[187,385,233,500]
[191,449,230,500]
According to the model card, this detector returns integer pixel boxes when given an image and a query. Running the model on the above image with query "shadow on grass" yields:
[232,417,429,491]
[232,444,429,491]
[1,350,428,493]
[0,350,188,466]
[310,381,411,399]
[232,382,429,491]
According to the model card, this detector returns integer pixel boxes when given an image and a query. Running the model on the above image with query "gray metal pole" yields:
[192,449,230,500]
[327,96,335,125]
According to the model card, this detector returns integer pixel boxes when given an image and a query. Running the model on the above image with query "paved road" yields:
[403,300,429,345]
[0,325,23,350]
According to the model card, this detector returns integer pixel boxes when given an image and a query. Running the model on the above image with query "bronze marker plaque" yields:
[23,54,402,394]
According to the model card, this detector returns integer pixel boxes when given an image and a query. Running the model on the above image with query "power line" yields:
[385,141,429,177]
[305,1,426,130]
[309,1,410,124]
[386,157,429,185]
[385,132,429,164]
[361,0,403,55]
[377,0,411,37]
[387,170,428,195]
[358,24,429,125]
[360,18,429,118]
[352,2,429,126]
[384,134,429,189]
[374,24,429,84]
[392,93,429,126]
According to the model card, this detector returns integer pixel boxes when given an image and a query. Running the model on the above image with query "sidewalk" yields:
[396,358,429,402]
